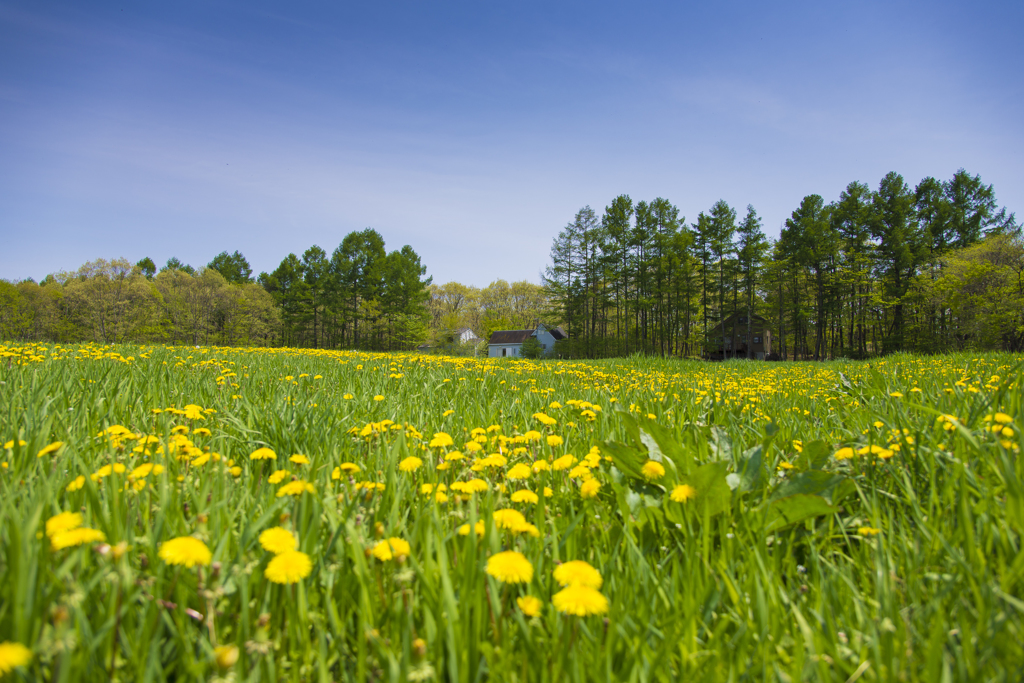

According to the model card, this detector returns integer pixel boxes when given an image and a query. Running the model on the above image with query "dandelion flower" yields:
[580,478,601,499]
[429,433,454,449]
[553,560,603,589]
[532,460,550,473]
[834,447,855,460]
[670,484,697,503]
[546,435,564,448]
[277,480,314,497]
[0,642,32,675]
[511,489,539,504]
[66,475,86,492]
[485,551,533,584]
[372,537,411,561]
[36,441,63,458]
[250,447,277,461]
[289,454,310,465]
[857,527,881,536]
[552,455,576,471]
[51,527,106,551]
[399,456,423,472]
[505,463,531,480]
[265,550,312,584]
[259,527,298,554]
[552,584,609,616]
[158,536,212,568]
[214,644,239,669]
[493,508,528,531]
[129,463,164,479]
[458,521,486,537]
[517,595,543,617]
[46,512,83,538]
[641,461,665,480]
[339,462,361,473]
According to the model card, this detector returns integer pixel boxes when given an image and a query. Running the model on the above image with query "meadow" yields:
[1,343,1023,682]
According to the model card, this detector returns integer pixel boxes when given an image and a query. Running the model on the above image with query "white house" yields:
[487,323,566,358]
[454,327,481,345]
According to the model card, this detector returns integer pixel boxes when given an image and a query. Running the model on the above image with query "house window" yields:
[502,348,507,357]
[739,317,746,323]
[753,336,761,344]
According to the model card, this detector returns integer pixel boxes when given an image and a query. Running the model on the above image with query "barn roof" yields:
[488,329,535,345]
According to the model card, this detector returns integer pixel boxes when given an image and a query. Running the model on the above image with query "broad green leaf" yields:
[771,471,848,503]
[764,494,839,532]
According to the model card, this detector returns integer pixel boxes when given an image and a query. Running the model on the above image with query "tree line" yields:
[544,169,1021,359]
[0,229,436,351]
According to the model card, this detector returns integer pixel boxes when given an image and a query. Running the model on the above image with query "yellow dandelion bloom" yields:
[46,512,83,537]
[552,454,576,471]
[834,447,855,460]
[511,489,539,504]
[0,642,32,675]
[268,469,289,484]
[517,595,543,617]
[580,478,601,498]
[399,456,423,472]
[554,560,603,589]
[265,550,312,584]
[532,460,551,473]
[214,644,239,669]
[458,521,486,537]
[371,537,411,562]
[50,527,106,551]
[193,428,212,437]
[493,508,527,530]
[671,484,697,503]
[158,536,212,568]
[250,447,277,461]
[533,412,557,426]
[129,463,164,479]
[37,441,64,458]
[568,464,592,480]
[277,480,314,497]
[373,395,384,401]
[641,461,665,480]
[485,550,533,584]
[339,462,361,473]
[66,475,86,492]
[552,584,608,616]
[523,430,543,441]
[259,527,298,554]
[289,454,310,465]
[857,527,881,536]
[429,432,454,449]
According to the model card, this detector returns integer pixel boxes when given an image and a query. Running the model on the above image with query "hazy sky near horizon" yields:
[2,1,1021,287]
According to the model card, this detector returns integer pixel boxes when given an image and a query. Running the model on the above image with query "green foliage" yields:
[519,335,543,359]
[0,347,1023,680]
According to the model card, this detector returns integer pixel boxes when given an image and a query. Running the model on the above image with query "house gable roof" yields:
[488,329,535,345]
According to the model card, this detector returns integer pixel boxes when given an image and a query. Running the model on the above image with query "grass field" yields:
[1,343,1023,681]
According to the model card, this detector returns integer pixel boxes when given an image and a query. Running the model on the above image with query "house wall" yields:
[535,328,557,354]
[488,344,522,358]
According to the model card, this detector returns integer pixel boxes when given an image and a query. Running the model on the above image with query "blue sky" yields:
[2,1,1021,287]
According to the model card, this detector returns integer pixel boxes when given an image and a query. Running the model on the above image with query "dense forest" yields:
[2,169,1021,358]
[544,170,1022,358]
